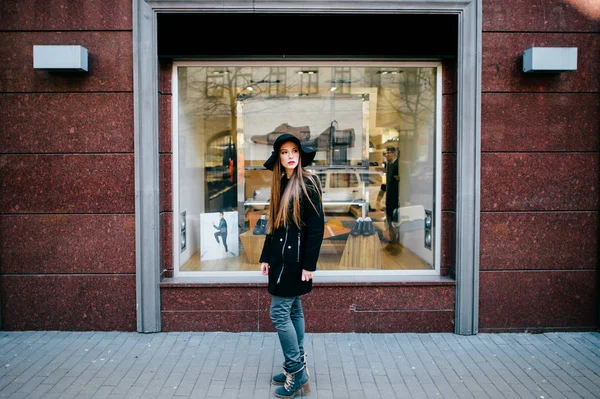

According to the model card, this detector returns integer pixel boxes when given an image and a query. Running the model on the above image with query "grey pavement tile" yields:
[373,374,391,390]
[357,367,375,384]
[361,382,380,399]
[27,383,54,399]
[0,381,23,398]
[315,373,332,390]
[0,333,56,379]
[329,367,345,382]
[123,384,147,398]
[13,375,46,395]
[242,366,259,381]
[331,385,349,398]
[315,389,334,399]
[0,375,16,392]
[449,382,476,399]
[212,365,231,381]
[555,334,600,373]
[2,332,600,399]
[390,381,411,398]
[0,332,44,361]
[6,333,71,380]
[252,388,270,398]
[345,376,362,391]
[46,375,77,394]
[421,382,442,398]
[346,390,366,399]
[220,388,239,398]
[41,367,70,385]
[432,381,459,399]
[404,375,426,397]
[155,385,178,399]
[109,377,137,396]
[173,381,196,396]
[574,375,600,398]
[90,385,114,399]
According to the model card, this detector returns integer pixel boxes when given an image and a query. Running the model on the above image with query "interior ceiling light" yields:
[297,70,318,75]
[330,87,338,92]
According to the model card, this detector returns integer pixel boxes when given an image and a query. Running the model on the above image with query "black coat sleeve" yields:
[301,177,325,271]
[259,234,271,264]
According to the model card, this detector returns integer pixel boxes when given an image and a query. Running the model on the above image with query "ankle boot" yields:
[274,364,310,398]
[272,353,308,386]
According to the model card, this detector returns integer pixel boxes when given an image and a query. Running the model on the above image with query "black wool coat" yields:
[259,175,325,297]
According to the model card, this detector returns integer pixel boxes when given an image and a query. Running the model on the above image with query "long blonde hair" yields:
[268,152,322,233]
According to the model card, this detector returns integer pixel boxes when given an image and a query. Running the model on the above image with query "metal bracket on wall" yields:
[180,211,186,252]
[424,209,432,250]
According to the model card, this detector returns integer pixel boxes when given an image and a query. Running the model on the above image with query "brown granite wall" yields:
[479,0,600,332]
[0,0,136,330]
[161,283,456,333]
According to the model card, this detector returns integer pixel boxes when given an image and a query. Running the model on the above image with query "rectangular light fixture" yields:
[523,47,577,73]
[33,45,88,72]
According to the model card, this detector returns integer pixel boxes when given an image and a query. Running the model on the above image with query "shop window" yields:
[174,63,442,277]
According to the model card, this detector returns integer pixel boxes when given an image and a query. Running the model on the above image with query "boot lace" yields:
[283,365,304,392]
[283,371,294,391]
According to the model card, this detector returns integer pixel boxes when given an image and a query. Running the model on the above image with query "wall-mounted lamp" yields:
[33,45,88,72]
[523,47,578,73]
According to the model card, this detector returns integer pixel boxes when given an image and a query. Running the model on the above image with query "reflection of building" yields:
[1,3,597,337]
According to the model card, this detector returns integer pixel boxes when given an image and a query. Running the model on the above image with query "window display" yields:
[174,63,441,275]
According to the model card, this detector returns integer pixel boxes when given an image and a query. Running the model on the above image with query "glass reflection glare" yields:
[176,65,438,273]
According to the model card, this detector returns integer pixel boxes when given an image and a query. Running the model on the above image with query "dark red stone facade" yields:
[0,0,597,333]
[0,0,136,331]
[161,282,455,333]
[479,0,599,332]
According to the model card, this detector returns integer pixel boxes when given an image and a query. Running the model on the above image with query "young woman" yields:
[259,133,325,398]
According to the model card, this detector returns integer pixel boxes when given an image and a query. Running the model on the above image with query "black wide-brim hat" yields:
[263,133,316,171]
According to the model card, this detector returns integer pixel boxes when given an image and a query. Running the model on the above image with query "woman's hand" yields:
[301,269,313,282]
[260,262,270,276]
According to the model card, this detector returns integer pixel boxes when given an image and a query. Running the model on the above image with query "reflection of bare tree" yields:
[376,68,436,204]
[379,68,434,145]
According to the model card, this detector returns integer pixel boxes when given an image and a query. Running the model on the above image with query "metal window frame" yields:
[133,0,481,335]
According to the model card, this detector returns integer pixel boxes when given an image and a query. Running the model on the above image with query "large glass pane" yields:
[176,64,438,273]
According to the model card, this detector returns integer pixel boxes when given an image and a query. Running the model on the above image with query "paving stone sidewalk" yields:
[0,331,599,399]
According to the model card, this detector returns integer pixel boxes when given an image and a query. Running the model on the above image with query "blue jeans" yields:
[270,295,305,372]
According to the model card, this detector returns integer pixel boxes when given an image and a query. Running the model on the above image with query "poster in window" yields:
[200,211,239,261]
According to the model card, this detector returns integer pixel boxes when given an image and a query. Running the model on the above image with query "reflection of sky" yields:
[242,97,364,162]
